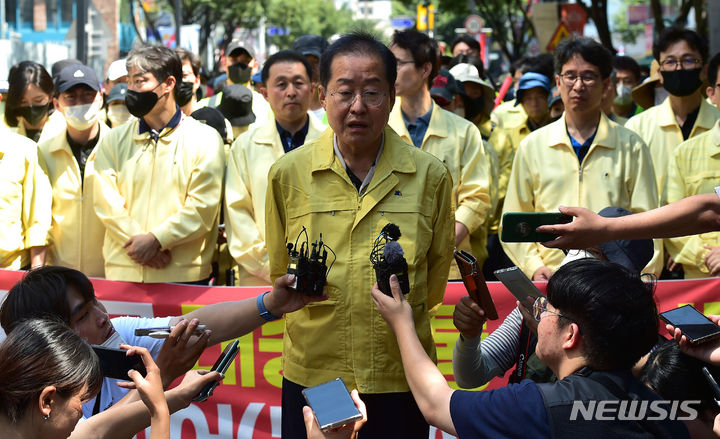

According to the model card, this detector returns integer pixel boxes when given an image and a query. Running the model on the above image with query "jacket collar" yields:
[390,99,449,145]
[546,111,616,150]
[311,125,416,175]
[48,122,111,154]
[132,114,184,145]
[657,96,718,131]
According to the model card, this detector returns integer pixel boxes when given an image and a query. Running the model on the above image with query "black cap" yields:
[217,84,256,127]
[430,68,458,106]
[107,83,128,103]
[51,58,83,77]
[291,34,328,59]
[597,206,654,273]
[226,41,254,59]
[54,64,101,94]
[191,107,228,143]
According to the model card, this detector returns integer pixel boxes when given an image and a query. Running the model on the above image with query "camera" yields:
[286,227,335,296]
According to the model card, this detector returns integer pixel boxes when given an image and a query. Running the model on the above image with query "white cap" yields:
[107,59,128,81]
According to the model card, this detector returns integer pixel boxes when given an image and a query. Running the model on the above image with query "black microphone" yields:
[370,223,410,296]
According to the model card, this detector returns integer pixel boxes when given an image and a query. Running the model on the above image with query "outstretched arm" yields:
[538,194,720,250]
[371,276,457,437]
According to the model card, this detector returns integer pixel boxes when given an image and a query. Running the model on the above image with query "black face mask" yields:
[175,81,195,107]
[228,62,251,84]
[16,103,50,126]
[461,94,484,122]
[660,68,703,97]
[125,89,159,118]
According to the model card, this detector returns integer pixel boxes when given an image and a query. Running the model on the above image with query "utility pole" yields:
[77,0,87,63]
[174,0,182,48]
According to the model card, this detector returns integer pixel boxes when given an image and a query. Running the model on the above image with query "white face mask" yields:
[613,83,633,106]
[560,249,597,266]
[99,328,127,348]
[107,104,133,127]
[63,98,102,131]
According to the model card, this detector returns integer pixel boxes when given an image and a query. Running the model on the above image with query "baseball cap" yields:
[597,206,654,273]
[191,107,228,143]
[292,34,329,59]
[54,64,100,94]
[251,71,263,84]
[448,63,495,116]
[515,72,551,106]
[548,86,562,108]
[226,41,254,60]
[107,59,128,81]
[107,83,128,104]
[429,68,458,106]
[51,58,83,77]
[217,84,256,127]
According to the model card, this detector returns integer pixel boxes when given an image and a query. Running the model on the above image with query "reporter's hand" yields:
[517,299,538,335]
[263,274,328,316]
[303,389,367,439]
[155,319,211,388]
[116,345,169,418]
[666,314,720,366]
[370,275,413,332]
[174,369,224,407]
[452,296,486,339]
[704,245,720,276]
[538,206,607,250]
[532,266,552,281]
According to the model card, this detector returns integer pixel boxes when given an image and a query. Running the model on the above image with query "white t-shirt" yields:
[81,316,171,418]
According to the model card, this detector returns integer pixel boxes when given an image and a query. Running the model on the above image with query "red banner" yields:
[1,270,718,438]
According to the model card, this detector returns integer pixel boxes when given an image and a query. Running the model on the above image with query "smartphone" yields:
[494,266,544,303]
[501,212,573,242]
[92,345,147,380]
[701,366,720,408]
[302,378,363,431]
[193,339,239,402]
[134,325,207,339]
[659,305,720,345]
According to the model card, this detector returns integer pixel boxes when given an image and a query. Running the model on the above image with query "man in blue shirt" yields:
[372,259,690,438]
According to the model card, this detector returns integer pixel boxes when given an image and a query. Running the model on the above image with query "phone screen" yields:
[494,266,543,303]
[660,305,720,344]
[302,378,362,431]
[92,346,147,380]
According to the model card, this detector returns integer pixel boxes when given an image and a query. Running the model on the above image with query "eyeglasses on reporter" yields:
[660,57,701,71]
[533,296,576,324]
[559,72,601,87]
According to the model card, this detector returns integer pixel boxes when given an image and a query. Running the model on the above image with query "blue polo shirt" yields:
[402,106,433,148]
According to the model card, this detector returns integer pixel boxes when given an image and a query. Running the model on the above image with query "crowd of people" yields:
[1,23,720,438]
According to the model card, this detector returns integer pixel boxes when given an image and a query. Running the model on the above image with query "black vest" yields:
[536,368,690,439]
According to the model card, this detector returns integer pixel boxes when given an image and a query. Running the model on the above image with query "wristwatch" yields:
[257,291,282,321]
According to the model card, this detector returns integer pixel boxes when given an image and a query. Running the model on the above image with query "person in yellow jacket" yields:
[0,124,51,269]
[388,30,492,274]
[663,53,720,278]
[266,33,454,439]
[502,37,660,281]
[92,45,225,283]
[625,27,719,197]
[225,50,324,286]
[38,64,109,278]
[4,61,65,143]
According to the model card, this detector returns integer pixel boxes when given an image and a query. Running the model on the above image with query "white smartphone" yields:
[493,266,544,303]
[302,378,362,431]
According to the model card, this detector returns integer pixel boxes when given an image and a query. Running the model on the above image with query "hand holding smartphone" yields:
[303,378,363,431]
[193,339,240,402]
[501,212,573,242]
[660,305,720,345]
[134,325,207,339]
[92,345,148,380]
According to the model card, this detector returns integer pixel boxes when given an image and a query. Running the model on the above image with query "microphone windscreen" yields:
[381,223,401,241]
[383,241,404,264]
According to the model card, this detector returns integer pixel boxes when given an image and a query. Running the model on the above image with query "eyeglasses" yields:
[329,90,386,108]
[533,296,574,322]
[559,72,600,87]
[660,57,701,70]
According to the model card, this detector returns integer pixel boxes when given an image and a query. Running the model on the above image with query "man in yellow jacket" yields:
[663,53,720,278]
[625,27,719,196]
[502,37,660,281]
[387,30,492,274]
[93,45,225,283]
[266,33,454,438]
[38,64,108,277]
[225,50,324,285]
